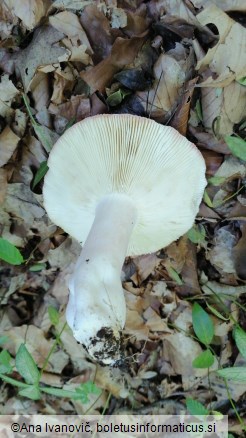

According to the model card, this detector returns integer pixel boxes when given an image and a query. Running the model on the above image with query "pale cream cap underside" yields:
[43,114,207,256]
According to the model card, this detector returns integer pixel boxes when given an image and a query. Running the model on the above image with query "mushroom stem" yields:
[66,193,137,363]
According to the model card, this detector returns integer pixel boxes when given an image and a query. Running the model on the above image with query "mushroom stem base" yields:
[66,193,137,364]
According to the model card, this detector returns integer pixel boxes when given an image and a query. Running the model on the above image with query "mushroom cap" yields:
[43,114,206,255]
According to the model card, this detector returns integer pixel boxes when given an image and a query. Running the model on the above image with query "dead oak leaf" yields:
[49,94,90,121]
[81,35,147,93]
[49,10,92,54]
[196,5,246,86]
[15,26,69,91]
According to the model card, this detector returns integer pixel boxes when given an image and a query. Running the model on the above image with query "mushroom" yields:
[43,114,206,364]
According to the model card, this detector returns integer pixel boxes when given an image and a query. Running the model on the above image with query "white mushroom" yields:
[43,114,206,364]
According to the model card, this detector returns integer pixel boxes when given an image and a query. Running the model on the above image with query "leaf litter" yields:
[0,0,246,432]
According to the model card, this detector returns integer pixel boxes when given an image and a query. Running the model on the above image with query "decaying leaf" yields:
[49,10,92,53]
[3,0,50,30]
[81,35,146,93]
[208,226,237,274]
[171,77,198,135]
[0,126,20,167]
[15,26,69,91]
[3,325,68,373]
[137,53,186,121]
[196,5,246,86]
[49,94,90,121]
[200,79,246,136]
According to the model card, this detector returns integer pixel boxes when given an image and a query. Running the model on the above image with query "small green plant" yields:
[224,135,246,161]
[0,307,101,403]
[0,237,24,265]
[192,302,215,368]
[187,224,206,245]
[189,299,246,433]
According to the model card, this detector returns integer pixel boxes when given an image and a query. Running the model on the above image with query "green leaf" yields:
[106,88,131,107]
[48,306,60,326]
[234,326,246,359]
[77,381,101,397]
[29,263,46,272]
[217,367,246,381]
[237,76,246,86]
[224,135,246,161]
[32,161,48,189]
[187,224,206,244]
[106,90,123,107]
[41,386,88,400]
[186,398,209,415]
[208,176,226,186]
[0,350,13,374]
[23,94,53,152]
[192,349,214,368]
[0,373,29,388]
[15,344,40,385]
[0,238,24,265]
[19,385,41,400]
[192,303,214,345]
[166,266,183,285]
[203,190,213,208]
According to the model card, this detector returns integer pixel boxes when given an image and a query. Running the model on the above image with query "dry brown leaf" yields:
[144,307,170,333]
[170,77,198,135]
[0,168,8,204]
[49,94,90,121]
[215,156,246,179]
[124,7,149,36]
[62,38,91,64]
[189,126,231,155]
[2,182,44,225]
[50,66,75,105]
[163,332,207,377]
[125,309,149,341]
[201,80,246,136]
[133,253,160,284]
[3,325,69,372]
[177,240,201,296]
[80,35,146,93]
[0,126,20,167]
[3,0,50,30]
[0,74,19,104]
[15,26,68,91]
[137,53,186,121]
[162,237,188,274]
[49,10,92,53]
[80,5,113,62]
[201,149,223,176]
[196,5,246,86]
